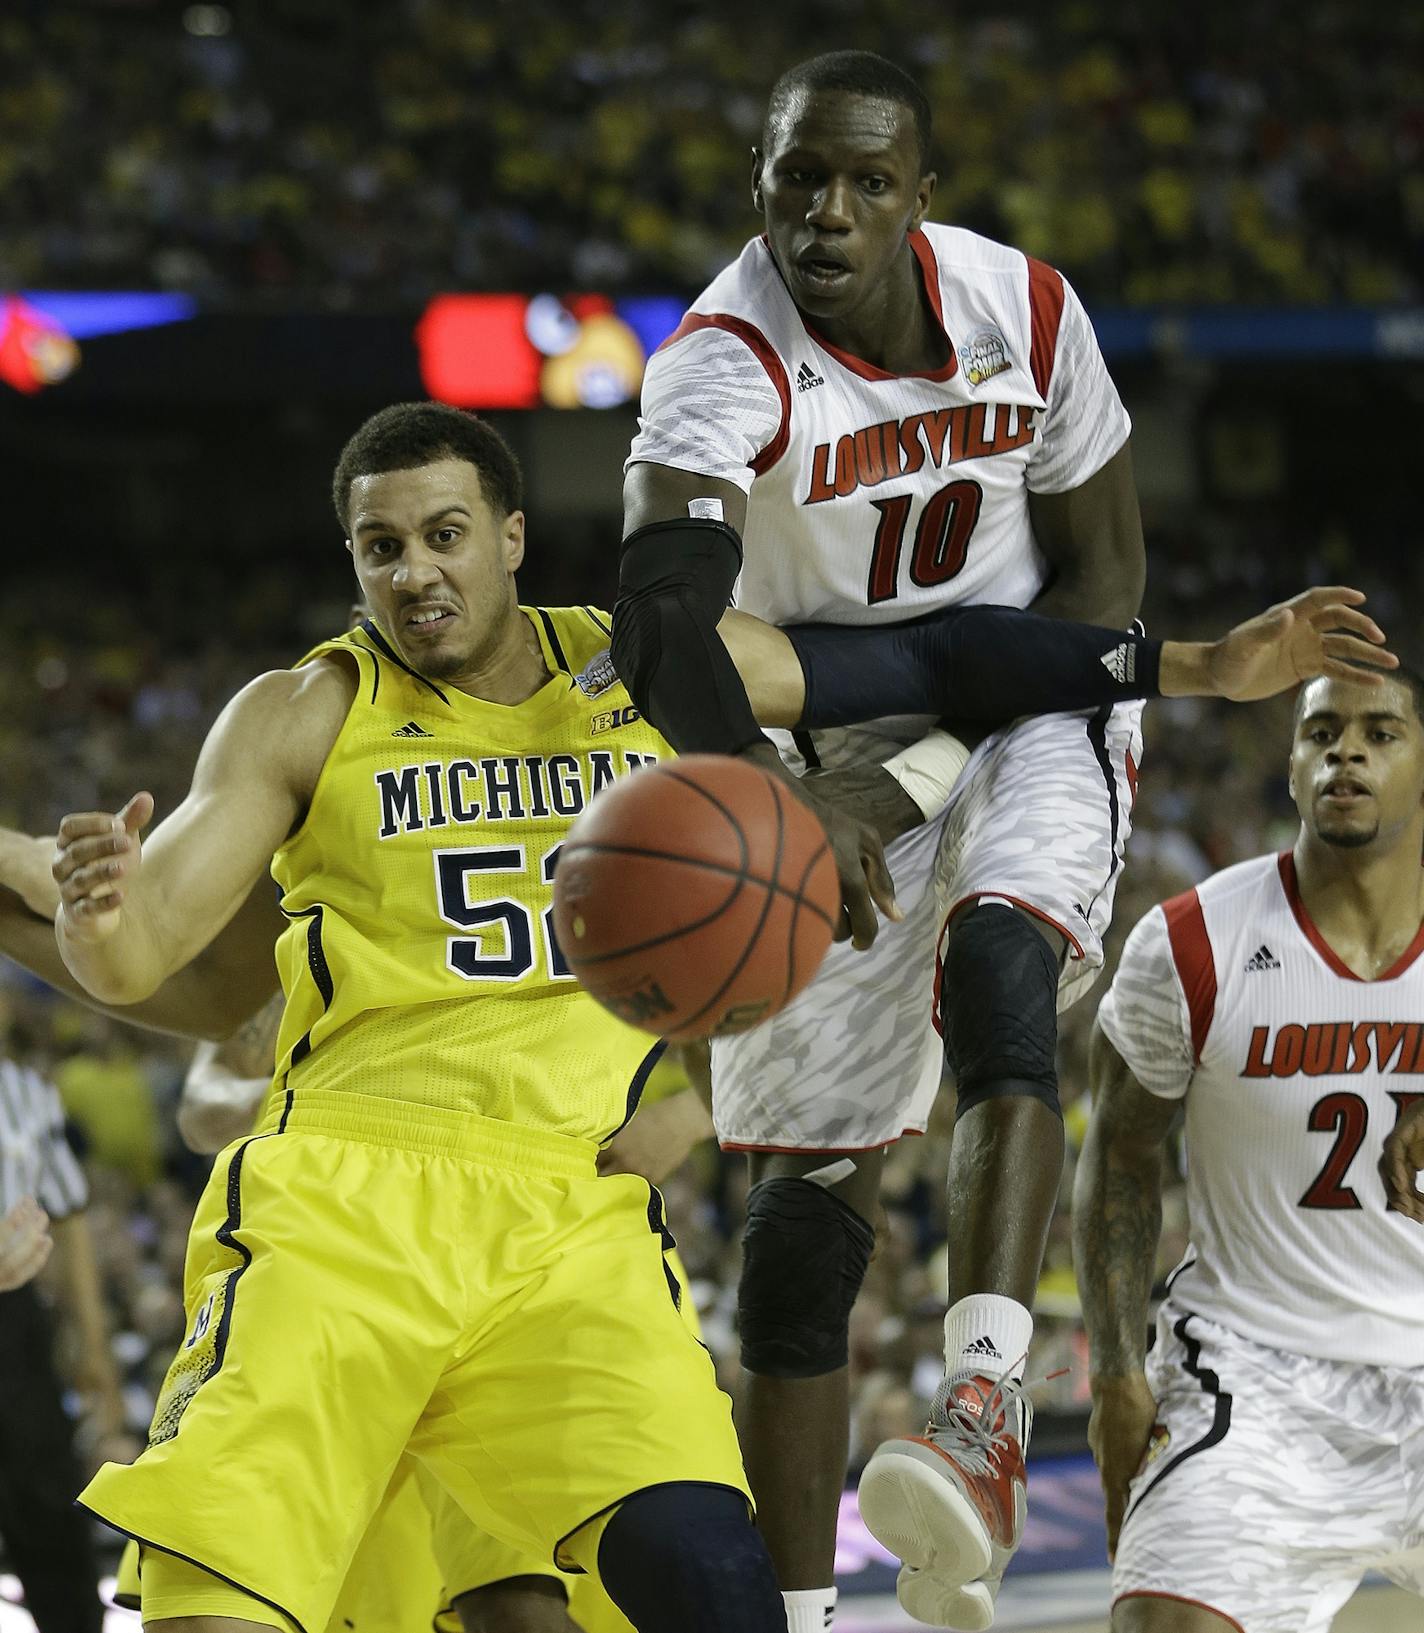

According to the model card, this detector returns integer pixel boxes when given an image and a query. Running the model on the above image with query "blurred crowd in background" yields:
[1,0,1421,306]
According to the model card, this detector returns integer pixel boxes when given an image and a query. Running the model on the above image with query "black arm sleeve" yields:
[611,517,767,755]
[786,604,1165,729]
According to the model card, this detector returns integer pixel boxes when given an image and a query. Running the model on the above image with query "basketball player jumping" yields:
[613,46,1157,1630]
[1077,669,1424,1633]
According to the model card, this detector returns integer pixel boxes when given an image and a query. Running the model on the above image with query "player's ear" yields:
[502,511,526,573]
[910,170,937,233]
[750,148,765,212]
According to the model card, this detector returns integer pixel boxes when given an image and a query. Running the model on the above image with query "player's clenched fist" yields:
[52,792,154,942]
[1087,1370,1161,1561]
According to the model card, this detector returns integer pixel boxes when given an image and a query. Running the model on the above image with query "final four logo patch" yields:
[576,648,619,697]
[959,328,1012,386]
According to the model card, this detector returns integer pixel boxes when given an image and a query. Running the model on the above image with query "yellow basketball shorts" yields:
[80,1090,747,1633]
[430,1246,703,1633]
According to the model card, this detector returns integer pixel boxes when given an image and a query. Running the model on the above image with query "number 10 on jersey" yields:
[867,479,983,605]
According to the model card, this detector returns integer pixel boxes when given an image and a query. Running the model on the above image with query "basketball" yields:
[552,754,840,1040]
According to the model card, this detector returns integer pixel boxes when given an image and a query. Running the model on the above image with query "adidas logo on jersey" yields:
[964,1334,1002,1360]
[391,721,433,738]
[1100,642,1136,684]
[1245,944,1281,972]
[796,360,824,393]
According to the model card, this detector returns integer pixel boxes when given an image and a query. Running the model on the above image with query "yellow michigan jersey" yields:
[271,605,674,1140]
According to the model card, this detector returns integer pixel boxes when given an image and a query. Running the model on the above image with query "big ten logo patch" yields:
[591,705,642,735]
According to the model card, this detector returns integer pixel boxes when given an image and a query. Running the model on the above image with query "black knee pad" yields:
[738,1176,875,1378]
[599,1483,783,1633]
[940,904,1061,1117]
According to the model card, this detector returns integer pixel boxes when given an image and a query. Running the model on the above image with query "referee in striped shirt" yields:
[0,1049,107,1633]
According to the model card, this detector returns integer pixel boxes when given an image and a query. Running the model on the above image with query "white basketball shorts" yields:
[1114,1301,1424,1633]
[711,703,1142,1151]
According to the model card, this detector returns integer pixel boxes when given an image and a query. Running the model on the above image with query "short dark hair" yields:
[331,402,523,531]
[763,51,932,171]
[1294,661,1424,727]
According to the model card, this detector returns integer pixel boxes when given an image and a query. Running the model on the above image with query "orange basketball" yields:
[552,754,839,1040]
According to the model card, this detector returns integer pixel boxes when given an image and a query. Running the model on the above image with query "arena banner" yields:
[3,293,1421,404]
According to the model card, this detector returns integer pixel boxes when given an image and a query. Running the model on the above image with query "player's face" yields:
[345,459,525,680]
[753,92,935,321]
[1289,676,1424,851]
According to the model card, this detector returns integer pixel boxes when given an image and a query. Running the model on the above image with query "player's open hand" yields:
[0,1197,52,1292]
[797,783,902,949]
[1381,1095,1424,1224]
[738,743,901,948]
[1207,587,1397,702]
[52,792,154,944]
[1087,1370,1161,1560]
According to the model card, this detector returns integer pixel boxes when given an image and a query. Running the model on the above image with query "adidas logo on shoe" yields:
[964,1334,1002,1360]
[1099,641,1135,683]
[796,360,825,392]
[1244,944,1281,972]
[391,720,433,738]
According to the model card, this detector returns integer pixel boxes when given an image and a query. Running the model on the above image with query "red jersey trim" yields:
[799,228,958,384]
[1161,888,1216,1064]
[942,892,1087,960]
[1277,850,1424,982]
[654,311,791,473]
[1026,256,1066,400]
[1112,1592,1245,1633]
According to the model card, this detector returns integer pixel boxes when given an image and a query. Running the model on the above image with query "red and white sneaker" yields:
[857,1371,1031,1626]
[896,1562,1003,1632]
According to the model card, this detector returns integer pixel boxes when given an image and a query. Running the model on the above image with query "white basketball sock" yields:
[783,1585,837,1631]
[943,1293,1033,1384]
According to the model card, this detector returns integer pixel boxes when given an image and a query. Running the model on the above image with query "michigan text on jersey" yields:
[375,750,659,839]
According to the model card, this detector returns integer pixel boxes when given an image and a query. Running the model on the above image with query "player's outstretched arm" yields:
[1073,1022,1180,1560]
[53,659,352,1005]
[766,588,1395,732]
[1381,1096,1424,1225]
[619,461,899,949]
[0,865,282,1041]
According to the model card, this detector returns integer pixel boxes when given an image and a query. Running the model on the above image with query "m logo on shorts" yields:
[186,1292,216,1350]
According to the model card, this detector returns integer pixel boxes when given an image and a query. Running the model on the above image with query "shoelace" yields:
[923,1360,1058,1477]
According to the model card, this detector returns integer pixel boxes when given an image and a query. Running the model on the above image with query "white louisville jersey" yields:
[629,223,1129,634]
[1098,850,1424,1369]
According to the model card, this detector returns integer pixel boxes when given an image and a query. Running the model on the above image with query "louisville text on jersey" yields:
[1243,1019,1424,1078]
[375,750,660,839]
[804,401,1039,505]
